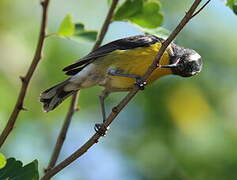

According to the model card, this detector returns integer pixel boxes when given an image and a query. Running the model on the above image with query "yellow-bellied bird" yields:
[40,34,202,131]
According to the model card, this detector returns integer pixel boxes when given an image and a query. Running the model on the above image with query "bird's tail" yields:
[40,79,76,112]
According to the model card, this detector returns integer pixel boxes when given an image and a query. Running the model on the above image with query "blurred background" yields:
[1,0,237,179]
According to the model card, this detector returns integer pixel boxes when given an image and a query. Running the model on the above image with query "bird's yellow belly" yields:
[96,43,172,90]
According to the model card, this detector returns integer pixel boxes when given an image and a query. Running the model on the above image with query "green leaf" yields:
[57,14,75,37]
[71,23,98,42]
[227,0,237,14]
[0,153,6,169]
[75,23,85,32]
[74,31,98,42]
[114,0,163,29]
[130,0,163,28]
[56,15,98,42]
[114,0,143,20]
[0,158,39,180]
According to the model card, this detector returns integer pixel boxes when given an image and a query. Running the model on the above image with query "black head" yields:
[161,48,203,77]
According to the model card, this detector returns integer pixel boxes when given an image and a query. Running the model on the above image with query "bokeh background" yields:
[1,0,237,179]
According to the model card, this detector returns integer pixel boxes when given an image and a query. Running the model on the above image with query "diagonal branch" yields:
[191,0,211,18]
[44,93,79,173]
[41,0,211,179]
[45,0,119,173]
[0,0,50,148]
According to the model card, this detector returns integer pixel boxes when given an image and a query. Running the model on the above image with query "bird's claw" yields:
[135,78,147,90]
[94,123,109,136]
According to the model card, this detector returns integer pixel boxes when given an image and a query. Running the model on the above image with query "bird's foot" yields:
[94,123,109,136]
[135,78,147,90]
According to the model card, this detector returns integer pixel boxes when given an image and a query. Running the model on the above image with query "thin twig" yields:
[92,0,119,51]
[41,0,210,179]
[44,0,119,173]
[44,93,79,173]
[0,0,50,148]
[191,0,211,18]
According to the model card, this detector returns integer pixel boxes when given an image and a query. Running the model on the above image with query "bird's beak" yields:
[159,57,180,69]
[159,63,179,68]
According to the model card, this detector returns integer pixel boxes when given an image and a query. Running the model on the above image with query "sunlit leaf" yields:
[0,158,39,180]
[114,0,163,29]
[227,0,237,14]
[0,153,6,169]
[113,0,143,20]
[130,0,163,28]
[57,14,75,37]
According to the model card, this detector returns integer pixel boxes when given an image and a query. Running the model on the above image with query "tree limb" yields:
[45,0,119,173]
[0,0,50,148]
[44,93,79,173]
[41,0,211,179]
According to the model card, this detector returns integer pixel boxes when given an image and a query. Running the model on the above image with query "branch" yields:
[0,0,50,148]
[44,0,119,173]
[41,0,210,179]
[92,0,119,50]
[44,93,79,173]
[191,0,211,18]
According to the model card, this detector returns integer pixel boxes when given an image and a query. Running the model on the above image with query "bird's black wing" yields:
[63,34,163,76]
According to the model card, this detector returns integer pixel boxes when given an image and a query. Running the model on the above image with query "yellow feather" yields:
[95,42,172,89]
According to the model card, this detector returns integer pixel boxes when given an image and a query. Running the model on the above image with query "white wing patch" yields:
[68,64,105,89]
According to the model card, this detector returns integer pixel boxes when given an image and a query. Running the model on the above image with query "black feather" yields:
[63,34,163,74]
[65,67,86,76]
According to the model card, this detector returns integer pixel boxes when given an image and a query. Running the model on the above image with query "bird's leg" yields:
[108,69,147,90]
[94,90,110,136]
[99,90,110,122]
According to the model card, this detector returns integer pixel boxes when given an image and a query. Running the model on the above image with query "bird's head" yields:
[161,48,203,77]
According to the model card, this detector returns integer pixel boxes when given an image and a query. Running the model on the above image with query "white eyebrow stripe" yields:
[189,53,201,61]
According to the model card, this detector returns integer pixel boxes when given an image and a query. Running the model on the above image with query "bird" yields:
[40,34,202,133]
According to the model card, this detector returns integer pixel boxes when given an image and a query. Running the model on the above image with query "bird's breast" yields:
[96,43,172,90]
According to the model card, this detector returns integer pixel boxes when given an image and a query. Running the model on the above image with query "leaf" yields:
[130,0,164,28]
[0,153,6,169]
[56,15,98,42]
[72,23,98,42]
[114,0,163,29]
[142,27,170,39]
[57,14,75,37]
[113,0,143,20]
[0,158,39,180]
[227,0,237,14]
[74,31,98,42]
[75,23,85,32]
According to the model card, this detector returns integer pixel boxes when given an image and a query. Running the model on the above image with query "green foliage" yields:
[114,0,143,20]
[114,0,163,28]
[0,153,6,169]
[57,14,75,37]
[227,0,237,14]
[0,158,39,180]
[57,14,98,41]
[73,23,98,41]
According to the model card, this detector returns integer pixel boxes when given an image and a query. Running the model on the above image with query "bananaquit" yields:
[40,34,202,124]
